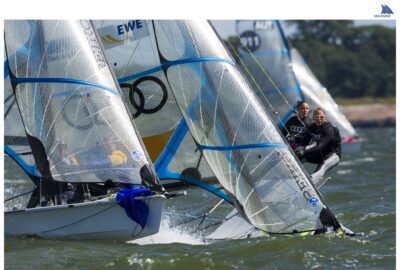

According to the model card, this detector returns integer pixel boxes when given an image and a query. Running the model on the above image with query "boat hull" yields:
[5,195,166,241]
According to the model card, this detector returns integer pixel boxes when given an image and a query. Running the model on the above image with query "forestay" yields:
[235,20,303,128]
[290,47,357,140]
[4,20,153,184]
[142,20,338,233]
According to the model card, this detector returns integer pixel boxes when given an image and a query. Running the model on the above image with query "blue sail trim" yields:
[4,145,39,177]
[154,119,232,203]
[160,172,232,203]
[198,143,287,151]
[118,57,235,83]
[154,118,188,174]
[10,77,120,96]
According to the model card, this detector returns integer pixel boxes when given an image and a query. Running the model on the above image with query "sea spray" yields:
[129,212,205,245]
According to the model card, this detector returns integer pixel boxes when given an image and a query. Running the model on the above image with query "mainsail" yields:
[4,20,155,186]
[97,20,343,234]
[290,47,357,141]
[94,20,228,200]
[234,20,303,128]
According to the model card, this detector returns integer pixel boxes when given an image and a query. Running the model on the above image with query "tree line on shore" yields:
[225,20,395,99]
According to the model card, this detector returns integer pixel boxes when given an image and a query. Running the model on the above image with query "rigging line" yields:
[4,97,17,119]
[41,203,117,233]
[175,197,224,226]
[4,189,35,202]
[225,34,293,135]
[194,198,225,232]
[224,39,289,131]
[233,27,297,112]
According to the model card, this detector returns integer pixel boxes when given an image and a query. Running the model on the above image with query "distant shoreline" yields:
[341,104,395,127]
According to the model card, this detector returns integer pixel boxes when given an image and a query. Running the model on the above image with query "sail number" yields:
[239,31,261,52]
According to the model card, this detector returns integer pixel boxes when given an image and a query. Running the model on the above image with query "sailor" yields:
[281,101,312,150]
[295,107,341,186]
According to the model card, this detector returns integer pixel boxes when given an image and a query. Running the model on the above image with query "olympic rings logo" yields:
[62,93,106,130]
[119,76,168,118]
[62,76,168,130]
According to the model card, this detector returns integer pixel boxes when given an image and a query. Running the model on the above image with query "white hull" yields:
[206,209,355,240]
[5,195,166,241]
[206,209,262,240]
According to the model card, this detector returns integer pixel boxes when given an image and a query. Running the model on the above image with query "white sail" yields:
[235,20,303,127]
[290,47,357,140]
[144,20,346,233]
[4,20,153,184]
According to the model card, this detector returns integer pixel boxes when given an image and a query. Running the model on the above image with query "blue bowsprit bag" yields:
[116,187,154,228]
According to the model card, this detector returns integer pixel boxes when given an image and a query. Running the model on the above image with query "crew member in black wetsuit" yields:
[295,107,341,187]
[281,101,313,151]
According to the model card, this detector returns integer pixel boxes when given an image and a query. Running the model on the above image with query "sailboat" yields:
[232,20,360,153]
[4,20,166,240]
[95,20,353,238]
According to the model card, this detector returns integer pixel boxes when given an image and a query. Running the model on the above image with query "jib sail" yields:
[4,20,156,185]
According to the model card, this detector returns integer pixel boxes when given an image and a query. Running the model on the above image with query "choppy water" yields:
[4,127,396,269]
